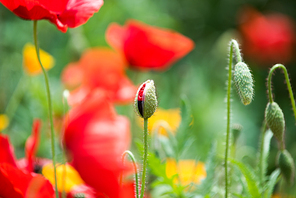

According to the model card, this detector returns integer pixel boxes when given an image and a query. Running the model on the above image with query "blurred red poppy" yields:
[0,135,18,167]
[0,0,104,32]
[0,163,54,198]
[0,132,55,198]
[64,91,133,198]
[106,19,195,71]
[239,7,295,66]
[24,119,41,172]
[62,48,136,105]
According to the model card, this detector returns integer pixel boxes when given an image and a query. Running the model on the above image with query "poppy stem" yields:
[33,20,59,198]
[140,118,148,198]
[225,40,242,198]
[62,90,70,198]
[267,64,296,122]
[121,150,139,198]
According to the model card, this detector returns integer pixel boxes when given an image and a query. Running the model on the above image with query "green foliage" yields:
[230,158,261,197]
[264,169,280,198]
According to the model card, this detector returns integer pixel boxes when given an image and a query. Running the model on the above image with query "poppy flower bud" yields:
[277,149,295,184]
[134,80,157,119]
[233,62,254,105]
[265,102,285,143]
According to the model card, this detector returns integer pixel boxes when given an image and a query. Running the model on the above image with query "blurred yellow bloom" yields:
[166,158,206,187]
[0,114,9,131]
[141,108,181,136]
[23,43,55,75]
[42,163,84,193]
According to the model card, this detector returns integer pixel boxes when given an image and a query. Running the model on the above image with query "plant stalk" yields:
[225,40,242,198]
[33,20,58,198]
[140,118,148,198]
[267,64,296,122]
[122,150,139,198]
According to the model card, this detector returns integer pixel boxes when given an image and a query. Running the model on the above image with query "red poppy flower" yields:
[0,0,104,32]
[239,7,295,66]
[64,91,133,198]
[0,163,54,198]
[106,19,195,71]
[0,135,18,167]
[0,132,54,198]
[61,48,137,105]
[24,119,41,172]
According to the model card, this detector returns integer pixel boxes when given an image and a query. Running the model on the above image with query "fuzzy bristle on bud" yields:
[134,80,157,119]
[265,102,285,143]
[233,62,254,105]
[277,150,295,185]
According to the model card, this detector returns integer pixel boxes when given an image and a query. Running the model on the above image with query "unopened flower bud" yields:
[233,62,254,105]
[265,102,285,143]
[232,123,243,144]
[277,150,295,185]
[74,193,85,198]
[134,80,157,119]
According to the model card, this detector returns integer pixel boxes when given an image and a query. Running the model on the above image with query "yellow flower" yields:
[23,43,55,75]
[140,108,181,136]
[42,163,84,193]
[0,114,9,131]
[166,158,206,187]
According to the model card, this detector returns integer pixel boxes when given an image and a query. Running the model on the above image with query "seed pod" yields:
[134,80,157,119]
[277,149,295,185]
[265,102,285,143]
[233,62,254,105]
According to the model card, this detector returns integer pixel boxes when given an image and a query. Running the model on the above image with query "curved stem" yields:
[224,39,242,198]
[121,150,139,198]
[140,118,148,198]
[267,64,296,122]
[33,20,58,198]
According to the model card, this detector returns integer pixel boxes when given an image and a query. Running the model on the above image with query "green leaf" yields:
[230,158,260,198]
[261,130,273,183]
[264,169,280,198]
[197,142,217,195]
[232,193,248,198]
[176,95,194,155]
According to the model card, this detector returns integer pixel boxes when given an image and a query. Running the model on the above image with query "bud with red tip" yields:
[134,80,157,119]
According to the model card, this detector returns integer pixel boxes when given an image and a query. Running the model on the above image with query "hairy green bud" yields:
[277,150,295,184]
[233,62,254,105]
[74,193,85,198]
[134,80,157,119]
[232,123,243,144]
[265,102,285,143]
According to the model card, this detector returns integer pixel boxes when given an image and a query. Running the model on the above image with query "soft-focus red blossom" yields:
[0,0,104,32]
[0,163,54,198]
[0,135,18,167]
[239,7,295,65]
[64,91,134,198]
[25,119,41,172]
[62,48,136,105]
[106,19,195,71]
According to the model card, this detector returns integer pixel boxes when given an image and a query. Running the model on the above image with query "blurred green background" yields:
[1,0,296,194]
